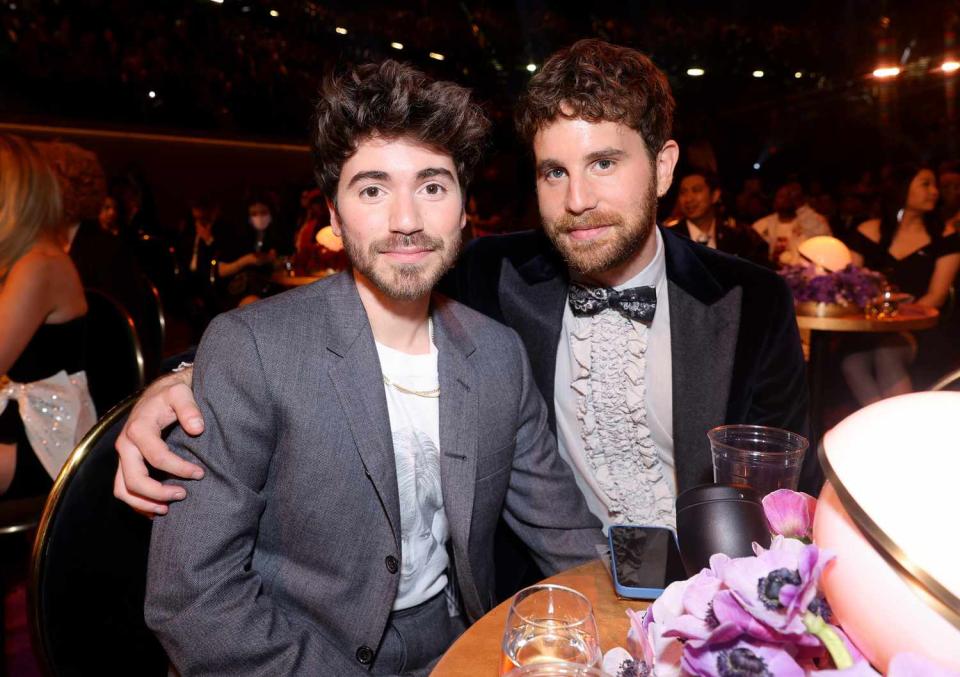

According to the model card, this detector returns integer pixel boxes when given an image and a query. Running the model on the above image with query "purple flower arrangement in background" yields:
[602,490,959,677]
[779,264,884,308]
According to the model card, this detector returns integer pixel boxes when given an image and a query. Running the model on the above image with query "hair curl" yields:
[311,60,490,200]
[515,39,675,159]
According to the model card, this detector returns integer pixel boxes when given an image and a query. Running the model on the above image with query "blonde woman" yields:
[0,135,95,497]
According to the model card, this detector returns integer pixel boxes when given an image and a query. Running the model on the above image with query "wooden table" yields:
[797,304,939,486]
[431,560,647,676]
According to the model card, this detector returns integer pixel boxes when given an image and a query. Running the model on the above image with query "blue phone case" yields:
[608,525,679,600]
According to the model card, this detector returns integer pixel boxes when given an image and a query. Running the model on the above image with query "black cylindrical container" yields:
[675,484,772,576]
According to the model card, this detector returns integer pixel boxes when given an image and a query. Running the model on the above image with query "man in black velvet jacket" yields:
[113,41,809,539]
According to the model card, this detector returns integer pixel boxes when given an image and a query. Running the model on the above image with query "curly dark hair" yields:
[311,60,490,201]
[515,39,675,160]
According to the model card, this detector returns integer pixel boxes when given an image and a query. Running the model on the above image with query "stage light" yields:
[391,42,404,50]
[752,70,765,78]
[335,27,348,35]
[526,63,537,72]
[269,9,279,17]
[872,66,900,79]
[686,67,705,77]
[429,52,445,61]
[942,61,960,74]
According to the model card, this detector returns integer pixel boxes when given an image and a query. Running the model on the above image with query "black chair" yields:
[30,395,168,676]
[135,276,167,381]
[84,289,145,414]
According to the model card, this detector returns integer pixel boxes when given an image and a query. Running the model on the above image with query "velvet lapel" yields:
[431,297,483,619]
[662,228,741,491]
[323,273,402,550]
[498,249,569,431]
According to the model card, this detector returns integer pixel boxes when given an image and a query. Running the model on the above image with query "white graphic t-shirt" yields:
[376,338,449,611]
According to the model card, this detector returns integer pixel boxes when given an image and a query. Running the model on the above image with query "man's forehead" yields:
[350,134,456,167]
[532,117,644,158]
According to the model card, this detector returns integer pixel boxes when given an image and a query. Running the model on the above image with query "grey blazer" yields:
[145,271,604,676]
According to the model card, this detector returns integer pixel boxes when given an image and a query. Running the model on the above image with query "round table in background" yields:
[270,270,333,288]
[797,303,939,483]
[430,559,647,676]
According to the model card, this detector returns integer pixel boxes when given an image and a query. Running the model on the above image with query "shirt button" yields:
[356,645,374,665]
[385,555,399,574]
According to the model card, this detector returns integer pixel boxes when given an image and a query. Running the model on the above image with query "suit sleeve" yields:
[748,278,811,454]
[498,330,606,575]
[144,313,368,676]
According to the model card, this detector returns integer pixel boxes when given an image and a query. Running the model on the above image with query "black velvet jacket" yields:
[443,226,811,492]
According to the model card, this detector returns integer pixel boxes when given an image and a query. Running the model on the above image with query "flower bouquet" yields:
[601,490,959,677]
[779,265,884,318]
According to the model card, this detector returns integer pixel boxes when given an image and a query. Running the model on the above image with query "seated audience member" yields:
[0,136,95,498]
[35,140,145,320]
[293,188,334,272]
[98,193,124,237]
[670,170,769,267]
[939,160,960,230]
[140,61,603,676]
[752,180,832,265]
[842,164,960,402]
[216,193,288,306]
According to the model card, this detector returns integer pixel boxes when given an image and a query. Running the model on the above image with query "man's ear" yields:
[655,140,680,198]
[327,197,341,237]
[710,189,722,206]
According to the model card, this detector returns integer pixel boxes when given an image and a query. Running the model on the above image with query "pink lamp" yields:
[813,392,960,672]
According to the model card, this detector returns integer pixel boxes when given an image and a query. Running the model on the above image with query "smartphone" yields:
[608,525,685,599]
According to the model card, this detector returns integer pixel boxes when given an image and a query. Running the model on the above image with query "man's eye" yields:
[595,159,614,170]
[546,168,565,180]
[424,183,446,195]
[361,186,381,198]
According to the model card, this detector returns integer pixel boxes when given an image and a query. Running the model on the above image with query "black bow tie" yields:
[568,282,657,324]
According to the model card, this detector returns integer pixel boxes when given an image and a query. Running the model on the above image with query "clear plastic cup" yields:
[708,424,808,497]
[503,663,612,676]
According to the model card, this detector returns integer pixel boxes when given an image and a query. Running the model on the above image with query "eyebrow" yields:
[535,147,627,175]
[417,167,456,182]
[346,170,389,188]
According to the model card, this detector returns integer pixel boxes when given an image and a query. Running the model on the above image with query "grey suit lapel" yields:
[323,273,402,550]
[431,297,485,618]
[668,281,741,492]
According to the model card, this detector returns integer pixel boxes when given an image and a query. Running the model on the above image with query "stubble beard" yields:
[542,178,658,277]
[342,228,461,301]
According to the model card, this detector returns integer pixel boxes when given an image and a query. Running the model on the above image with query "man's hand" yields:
[113,368,206,516]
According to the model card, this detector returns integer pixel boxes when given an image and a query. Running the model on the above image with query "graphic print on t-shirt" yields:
[393,427,446,584]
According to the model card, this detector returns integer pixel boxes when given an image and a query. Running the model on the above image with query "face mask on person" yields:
[250,214,272,231]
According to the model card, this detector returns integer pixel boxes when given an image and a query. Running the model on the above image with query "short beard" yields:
[543,178,658,277]
[342,228,461,301]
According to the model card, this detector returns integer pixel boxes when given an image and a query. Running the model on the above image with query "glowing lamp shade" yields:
[798,236,852,273]
[315,225,343,252]
[814,392,960,673]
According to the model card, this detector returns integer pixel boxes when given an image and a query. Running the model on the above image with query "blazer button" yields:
[385,555,399,574]
[356,645,374,665]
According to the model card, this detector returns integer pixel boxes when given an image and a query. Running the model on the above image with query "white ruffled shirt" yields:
[554,229,676,531]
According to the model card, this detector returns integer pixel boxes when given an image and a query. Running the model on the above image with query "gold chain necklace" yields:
[382,318,439,398]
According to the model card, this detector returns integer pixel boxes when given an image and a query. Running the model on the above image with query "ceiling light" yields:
[429,52,445,61]
[872,66,900,78]
[391,42,404,50]
[148,90,156,99]
[526,63,537,73]
[794,71,803,79]
[686,67,705,77]
[942,61,960,74]
[335,27,348,35]
[269,9,279,17]
[752,70,765,78]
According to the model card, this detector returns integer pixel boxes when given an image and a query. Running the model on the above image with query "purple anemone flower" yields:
[663,570,743,649]
[682,638,805,677]
[762,489,817,541]
[710,538,834,636]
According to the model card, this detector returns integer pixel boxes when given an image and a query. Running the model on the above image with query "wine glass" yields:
[500,585,602,676]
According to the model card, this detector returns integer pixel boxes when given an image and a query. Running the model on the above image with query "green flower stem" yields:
[804,611,853,669]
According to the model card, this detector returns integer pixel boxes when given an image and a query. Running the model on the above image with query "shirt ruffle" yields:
[570,310,675,527]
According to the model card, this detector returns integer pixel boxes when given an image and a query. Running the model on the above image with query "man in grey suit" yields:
[144,61,603,676]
